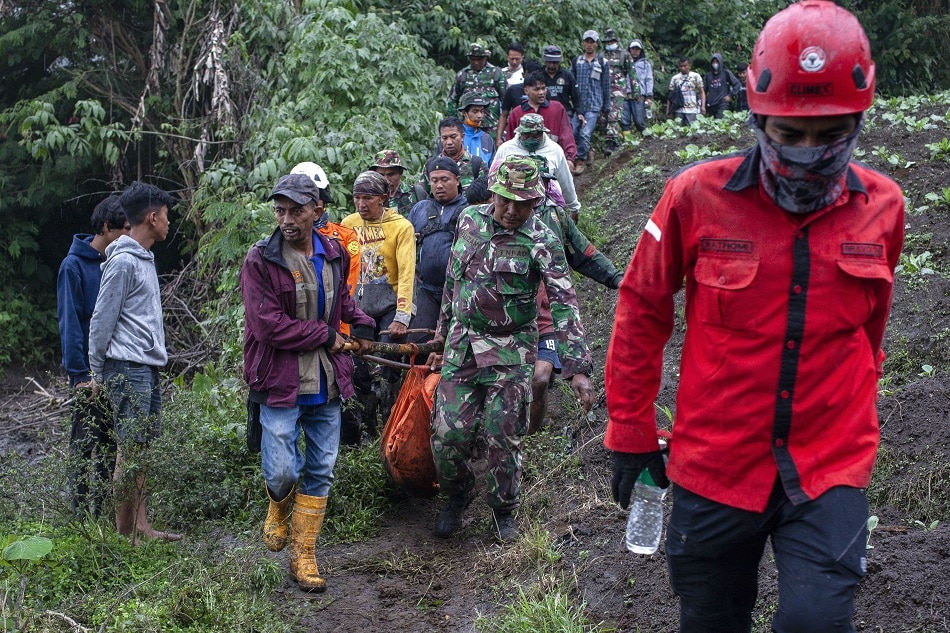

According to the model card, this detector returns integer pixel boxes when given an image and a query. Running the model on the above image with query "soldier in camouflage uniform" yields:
[426,117,488,190]
[426,156,593,542]
[447,42,507,133]
[601,29,632,156]
[527,156,620,434]
[368,149,418,217]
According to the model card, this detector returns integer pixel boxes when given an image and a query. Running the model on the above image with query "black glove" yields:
[611,450,669,509]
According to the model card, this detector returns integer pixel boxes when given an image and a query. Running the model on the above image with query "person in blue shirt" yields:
[457,92,495,165]
[57,195,129,517]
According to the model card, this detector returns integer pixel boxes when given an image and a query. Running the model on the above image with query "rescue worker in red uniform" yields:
[603,2,904,631]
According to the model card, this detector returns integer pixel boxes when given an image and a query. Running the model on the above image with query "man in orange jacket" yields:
[291,162,361,307]
[604,3,904,631]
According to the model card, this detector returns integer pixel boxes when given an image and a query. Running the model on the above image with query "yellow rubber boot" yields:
[263,486,294,552]
[288,492,328,592]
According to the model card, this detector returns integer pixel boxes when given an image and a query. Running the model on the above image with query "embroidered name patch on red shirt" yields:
[841,242,884,258]
[699,238,754,255]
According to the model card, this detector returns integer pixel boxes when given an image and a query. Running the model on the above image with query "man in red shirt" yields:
[505,70,576,166]
[604,2,904,631]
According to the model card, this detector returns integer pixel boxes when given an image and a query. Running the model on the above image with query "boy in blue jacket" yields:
[57,195,129,517]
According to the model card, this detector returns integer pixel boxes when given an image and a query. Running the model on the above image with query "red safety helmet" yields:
[747,0,875,117]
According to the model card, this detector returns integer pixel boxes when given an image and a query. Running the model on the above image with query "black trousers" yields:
[666,480,868,633]
[68,387,116,516]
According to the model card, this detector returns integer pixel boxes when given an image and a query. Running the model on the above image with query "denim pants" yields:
[260,400,341,499]
[102,358,161,444]
[666,482,869,632]
[622,99,646,132]
[572,111,599,160]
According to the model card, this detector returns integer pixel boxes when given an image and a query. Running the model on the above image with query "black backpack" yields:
[417,199,466,242]
[668,78,686,111]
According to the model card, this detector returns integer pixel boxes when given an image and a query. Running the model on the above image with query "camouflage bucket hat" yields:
[489,156,545,201]
[369,149,406,171]
[604,28,619,42]
[459,92,491,111]
[468,42,489,57]
[516,113,550,135]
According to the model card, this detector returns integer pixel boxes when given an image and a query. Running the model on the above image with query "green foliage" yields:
[926,138,950,161]
[924,187,950,208]
[7,99,132,164]
[0,293,57,367]
[842,0,950,95]
[895,251,936,279]
[0,521,286,632]
[360,0,643,71]
[193,0,448,275]
[147,375,259,526]
[1,534,57,632]
[324,441,394,543]
[474,588,609,633]
[643,0,788,96]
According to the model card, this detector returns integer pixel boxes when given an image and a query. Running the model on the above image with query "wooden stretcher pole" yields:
[342,340,443,356]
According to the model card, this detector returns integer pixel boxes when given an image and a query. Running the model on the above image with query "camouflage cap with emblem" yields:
[368,149,406,171]
[516,113,551,136]
[459,92,491,111]
[489,156,546,201]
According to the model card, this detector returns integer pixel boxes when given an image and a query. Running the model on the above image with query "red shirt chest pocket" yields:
[812,258,894,335]
[691,256,762,332]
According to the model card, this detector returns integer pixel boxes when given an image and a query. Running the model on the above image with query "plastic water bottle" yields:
[645,106,653,120]
[624,462,667,555]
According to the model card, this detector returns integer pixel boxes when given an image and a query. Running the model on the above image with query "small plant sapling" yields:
[866,515,879,550]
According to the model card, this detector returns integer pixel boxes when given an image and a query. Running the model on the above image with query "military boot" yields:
[288,492,328,592]
[494,509,519,542]
[434,491,473,538]
[263,485,294,552]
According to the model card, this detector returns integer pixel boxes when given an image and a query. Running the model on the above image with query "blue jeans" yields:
[572,111,599,160]
[666,482,868,632]
[102,358,161,444]
[622,99,646,132]
[260,400,341,498]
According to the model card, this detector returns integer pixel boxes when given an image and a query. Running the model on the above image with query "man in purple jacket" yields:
[240,173,375,593]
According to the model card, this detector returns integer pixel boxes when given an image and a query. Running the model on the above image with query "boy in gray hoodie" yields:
[88,181,179,544]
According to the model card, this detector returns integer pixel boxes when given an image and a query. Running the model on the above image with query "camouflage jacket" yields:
[534,196,623,336]
[388,180,418,217]
[447,64,507,131]
[436,203,592,376]
[604,48,632,98]
[536,198,622,288]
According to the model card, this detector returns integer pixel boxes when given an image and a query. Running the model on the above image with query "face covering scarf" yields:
[752,114,863,214]
[520,137,543,152]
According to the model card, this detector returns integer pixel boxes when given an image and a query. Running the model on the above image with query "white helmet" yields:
[291,161,329,190]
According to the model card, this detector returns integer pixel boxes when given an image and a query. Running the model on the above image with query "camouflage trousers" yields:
[430,360,532,512]
[604,90,626,144]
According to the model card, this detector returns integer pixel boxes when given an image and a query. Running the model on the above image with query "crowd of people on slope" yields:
[444,31,750,178]
[58,4,906,630]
